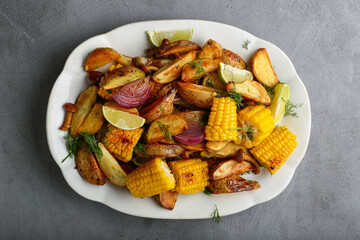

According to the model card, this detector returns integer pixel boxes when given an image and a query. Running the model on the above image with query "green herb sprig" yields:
[203,187,212,196]
[211,204,222,223]
[200,114,209,126]
[80,133,102,163]
[284,101,303,118]
[134,142,146,155]
[188,59,208,80]
[242,39,251,50]
[157,121,173,140]
[62,135,80,163]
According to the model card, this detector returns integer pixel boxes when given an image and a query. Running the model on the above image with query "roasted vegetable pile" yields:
[59,30,301,212]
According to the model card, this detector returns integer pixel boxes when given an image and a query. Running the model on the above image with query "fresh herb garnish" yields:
[188,59,208,80]
[200,114,209,126]
[284,101,303,118]
[62,135,80,163]
[211,204,222,223]
[205,80,215,89]
[159,103,164,113]
[241,171,252,176]
[134,142,146,155]
[242,39,251,50]
[106,90,112,94]
[80,133,102,163]
[157,121,173,140]
[263,85,274,98]
[224,91,244,110]
[203,187,212,196]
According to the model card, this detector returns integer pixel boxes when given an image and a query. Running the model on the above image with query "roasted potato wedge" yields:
[75,143,106,185]
[180,150,196,159]
[137,144,184,157]
[175,110,208,123]
[181,58,223,82]
[158,190,178,210]
[209,175,260,194]
[198,39,223,60]
[145,114,187,144]
[180,142,206,151]
[227,80,271,105]
[84,47,120,72]
[155,40,201,58]
[96,143,127,187]
[206,141,228,152]
[117,53,133,66]
[251,48,279,88]
[159,137,177,145]
[177,82,215,109]
[201,72,225,90]
[77,103,104,134]
[71,85,98,135]
[102,66,145,90]
[210,160,255,180]
[173,98,204,110]
[222,49,246,70]
[152,51,196,84]
[201,142,243,158]
[104,101,139,115]
[140,88,177,124]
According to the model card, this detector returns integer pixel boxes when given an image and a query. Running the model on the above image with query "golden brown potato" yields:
[201,72,225,90]
[198,39,223,60]
[209,175,260,194]
[175,110,208,123]
[206,141,228,152]
[201,142,243,158]
[102,66,145,90]
[181,58,223,82]
[96,143,127,187]
[155,40,201,58]
[139,144,184,157]
[140,88,177,124]
[71,85,98,135]
[145,114,187,144]
[222,49,246,70]
[173,98,204,110]
[251,48,279,88]
[75,144,106,185]
[180,142,206,151]
[226,80,271,105]
[84,47,120,72]
[117,53,133,66]
[152,51,196,84]
[180,150,197,159]
[77,103,104,134]
[210,160,255,180]
[158,190,178,210]
[177,82,215,109]
[103,101,139,115]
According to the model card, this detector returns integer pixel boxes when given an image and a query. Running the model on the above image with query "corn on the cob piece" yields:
[126,157,175,198]
[205,97,237,141]
[235,105,275,148]
[168,159,209,194]
[250,126,297,174]
[103,124,144,162]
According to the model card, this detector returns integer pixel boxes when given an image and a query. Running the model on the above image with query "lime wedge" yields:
[218,63,253,84]
[102,106,145,130]
[268,83,290,125]
[146,28,193,47]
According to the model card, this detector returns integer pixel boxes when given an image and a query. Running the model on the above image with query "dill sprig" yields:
[228,127,255,141]
[157,121,173,140]
[242,39,251,50]
[284,101,303,118]
[203,187,212,196]
[205,80,215,88]
[62,135,80,163]
[223,91,244,111]
[188,59,208,80]
[263,85,274,98]
[211,204,222,223]
[241,171,252,176]
[80,133,102,163]
[134,142,146,155]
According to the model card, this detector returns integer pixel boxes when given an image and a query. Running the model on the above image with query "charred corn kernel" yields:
[126,157,175,198]
[235,105,275,148]
[103,124,144,162]
[205,97,237,141]
[168,159,209,194]
[250,126,297,174]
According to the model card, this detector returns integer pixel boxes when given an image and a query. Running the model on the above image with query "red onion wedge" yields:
[173,121,205,145]
[113,77,151,108]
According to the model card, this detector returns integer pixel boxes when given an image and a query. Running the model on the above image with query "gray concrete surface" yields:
[1,0,359,239]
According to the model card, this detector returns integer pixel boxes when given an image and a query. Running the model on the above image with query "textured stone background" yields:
[1,0,359,239]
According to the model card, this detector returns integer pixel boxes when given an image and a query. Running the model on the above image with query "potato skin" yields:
[75,144,106,185]
[209,175,260,194]
[177,82,215,109]
[251,48,279,88]
[155,40,201,57]
[222,49,246,69]
[77,103,104,134]
[141,144,184,158]
[198,39,223,60]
